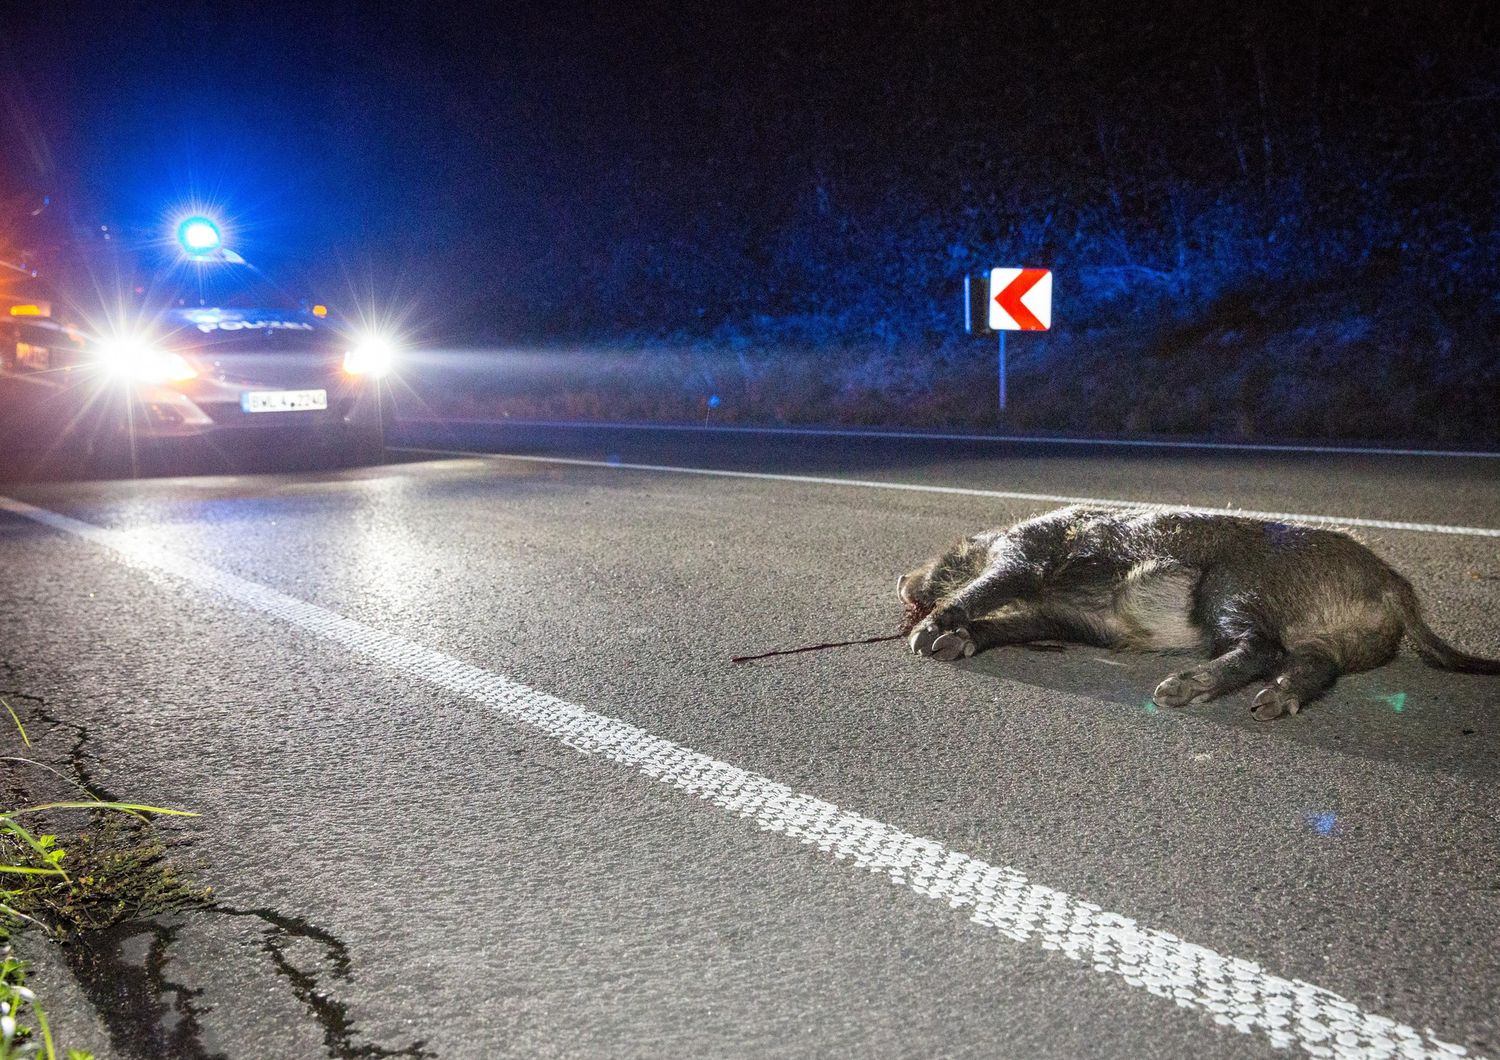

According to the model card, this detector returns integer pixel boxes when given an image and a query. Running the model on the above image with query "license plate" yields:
[240,389,328,413]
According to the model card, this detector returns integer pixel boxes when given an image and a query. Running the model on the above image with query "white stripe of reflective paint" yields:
[0,492,1481,1059]
[394,416,1500,460]
[390,446,1500,539]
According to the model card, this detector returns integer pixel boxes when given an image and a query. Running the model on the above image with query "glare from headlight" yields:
[343,335,396,377]
[97,336,198,384]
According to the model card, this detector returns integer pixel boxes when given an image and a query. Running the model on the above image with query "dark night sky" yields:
[4,2,1497,342]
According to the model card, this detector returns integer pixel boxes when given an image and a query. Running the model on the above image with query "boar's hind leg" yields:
[1250,648,1342,721]
[1153,637,1284,708]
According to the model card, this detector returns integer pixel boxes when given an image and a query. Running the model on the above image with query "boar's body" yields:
[899,506,1499,719]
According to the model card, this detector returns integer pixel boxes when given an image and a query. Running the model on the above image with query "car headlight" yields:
[343,335,395,378]
[97,337,197,384]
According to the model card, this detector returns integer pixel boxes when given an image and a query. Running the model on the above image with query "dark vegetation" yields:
[435,2,1500,444]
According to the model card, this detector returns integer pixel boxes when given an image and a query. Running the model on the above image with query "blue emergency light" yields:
[176,215,223,257]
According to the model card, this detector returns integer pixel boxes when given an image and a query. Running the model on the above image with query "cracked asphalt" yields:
[1,420,1496,1059]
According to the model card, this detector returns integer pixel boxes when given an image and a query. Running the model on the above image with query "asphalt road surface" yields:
[1,419,1497,1059]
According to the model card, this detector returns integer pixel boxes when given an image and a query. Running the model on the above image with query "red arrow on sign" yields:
[994,268,1049,331]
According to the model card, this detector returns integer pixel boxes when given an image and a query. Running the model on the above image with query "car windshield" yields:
[162,305,336,353]
[152,262,307,313]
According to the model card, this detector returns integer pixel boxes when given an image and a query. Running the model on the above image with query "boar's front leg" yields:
[908,558,1044,660]
[911,610,1062,660]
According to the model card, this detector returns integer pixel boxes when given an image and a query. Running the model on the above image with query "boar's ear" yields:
[897,573,912,601]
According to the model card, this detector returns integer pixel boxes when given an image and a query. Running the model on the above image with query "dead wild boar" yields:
[899,506,1499,719]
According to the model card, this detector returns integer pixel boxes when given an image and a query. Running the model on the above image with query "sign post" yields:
[998,330,1007,410]
[982,267,1052,415]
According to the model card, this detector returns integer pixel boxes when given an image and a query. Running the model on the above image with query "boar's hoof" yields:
[1152,670,1217,708]
[908,619,939,656]
[1251,680,1300,721]
[928,629,976,662]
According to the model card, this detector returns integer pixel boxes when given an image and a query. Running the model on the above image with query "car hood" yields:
[168,308,346,387]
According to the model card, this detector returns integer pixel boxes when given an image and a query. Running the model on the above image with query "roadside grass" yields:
[1,697,207,1060]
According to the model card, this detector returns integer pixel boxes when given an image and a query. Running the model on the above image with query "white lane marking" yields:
[0,494,1481,1059]
[390,446,1500,539]
[395,416,1500,460]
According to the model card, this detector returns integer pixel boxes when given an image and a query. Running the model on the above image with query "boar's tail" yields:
[1389,581,1500,675]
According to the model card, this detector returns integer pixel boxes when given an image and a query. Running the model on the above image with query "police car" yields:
[0,208,394,469]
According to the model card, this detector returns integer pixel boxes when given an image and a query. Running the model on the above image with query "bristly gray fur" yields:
[899,505,1500,719]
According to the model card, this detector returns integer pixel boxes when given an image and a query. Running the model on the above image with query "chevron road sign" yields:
[988,267,1053,331]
